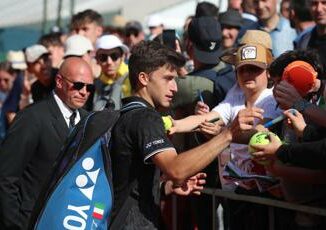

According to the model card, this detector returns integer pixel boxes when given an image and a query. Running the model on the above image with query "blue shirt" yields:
[244,16,297,57]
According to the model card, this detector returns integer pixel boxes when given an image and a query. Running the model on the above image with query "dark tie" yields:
[69,111,77,130]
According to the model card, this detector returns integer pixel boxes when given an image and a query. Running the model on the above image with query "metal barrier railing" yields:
[171,188,326,230]
[204,188,326,230]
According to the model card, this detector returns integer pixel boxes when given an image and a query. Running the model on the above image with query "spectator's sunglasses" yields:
[60,75,95,93]
[96,51,122,63]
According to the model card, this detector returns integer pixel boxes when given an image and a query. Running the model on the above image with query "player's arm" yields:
[152,128,232,184]
[169,111,221,134]
[153,107,264,184]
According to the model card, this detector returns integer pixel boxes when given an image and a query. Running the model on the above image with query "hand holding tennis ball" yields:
[248,131,282,165]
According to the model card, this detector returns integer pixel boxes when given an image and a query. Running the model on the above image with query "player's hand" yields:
[166,172,207,196]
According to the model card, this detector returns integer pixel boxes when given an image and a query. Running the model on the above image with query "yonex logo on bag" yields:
[62,157,102,229]
[75,157,100,200]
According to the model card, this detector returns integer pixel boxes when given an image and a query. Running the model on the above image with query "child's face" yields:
[237,64,268,92]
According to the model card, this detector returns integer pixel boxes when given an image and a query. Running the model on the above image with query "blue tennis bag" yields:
[29,102,145,229]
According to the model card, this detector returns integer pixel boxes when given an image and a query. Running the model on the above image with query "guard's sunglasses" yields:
[61,75,95,93]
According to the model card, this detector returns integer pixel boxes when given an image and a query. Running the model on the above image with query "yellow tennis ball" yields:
[162,116,173,131]
[248,131,281,165]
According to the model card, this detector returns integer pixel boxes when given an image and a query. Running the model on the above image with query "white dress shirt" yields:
[53,91,81,128]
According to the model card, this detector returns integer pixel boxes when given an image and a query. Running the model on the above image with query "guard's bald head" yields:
[59,57,92,79]
[55,57,94,109]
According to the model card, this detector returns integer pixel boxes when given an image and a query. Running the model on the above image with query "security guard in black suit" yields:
[0,57,94,229]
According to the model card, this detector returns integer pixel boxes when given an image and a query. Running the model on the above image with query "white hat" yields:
[6,50,27,70]
[64,34,94,57]
[147,15,164,27]
[95,35,129,53]
[25,44,49,63]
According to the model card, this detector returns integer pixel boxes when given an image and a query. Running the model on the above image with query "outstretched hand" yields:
[284,109,306,138]
[274,81,302,110]
[195,101,210,115]
[230,107,264,141]
[165,172,207,196]
[250,133,282,162]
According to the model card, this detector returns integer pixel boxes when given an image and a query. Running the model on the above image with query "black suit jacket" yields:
[0,95,88,229]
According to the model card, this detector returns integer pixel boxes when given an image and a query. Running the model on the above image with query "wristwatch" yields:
[292,99,312,112]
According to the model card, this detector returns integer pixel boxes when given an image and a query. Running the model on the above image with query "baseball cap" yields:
[219,9,243,29]
[147,15,164,28]
[224,44,272,69]
[188,16,222,64]
[282,60,317,96]
[6,50,27,70]
[25,44,49,63]
[64,35,94,57]
[125,20,143,35]
[95,35,129,53]
[240,30,272,50]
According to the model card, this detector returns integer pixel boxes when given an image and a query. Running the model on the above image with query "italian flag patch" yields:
[93,203,105,220]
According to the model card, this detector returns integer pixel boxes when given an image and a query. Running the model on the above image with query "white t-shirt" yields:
[213,84,282,190]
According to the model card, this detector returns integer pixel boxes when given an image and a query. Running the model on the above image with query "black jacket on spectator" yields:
[276,125,326,169]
